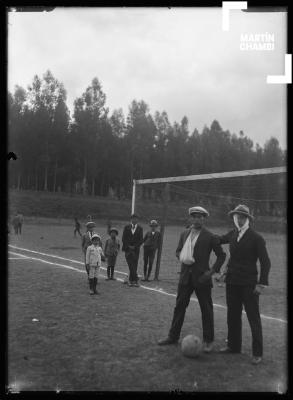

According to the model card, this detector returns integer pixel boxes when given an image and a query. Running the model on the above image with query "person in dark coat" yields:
[218,204,271,365]
[81,221,98,278]
[158,206,226,353]
[74,217,82,237]
[142,220,161,281]
[122,214,144,287]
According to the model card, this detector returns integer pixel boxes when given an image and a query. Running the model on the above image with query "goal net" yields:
[132,167,286,279]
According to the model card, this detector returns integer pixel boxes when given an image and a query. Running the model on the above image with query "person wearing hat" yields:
[158,206,226,352]
[104,228,120,280]
[85,234,104,295]
[142,220,161,281]
[218,204,271,365]
[81,221,101,278]
[122,214,144,287]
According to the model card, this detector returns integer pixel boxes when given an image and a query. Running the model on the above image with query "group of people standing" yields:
[78,202,271,365]
[80,214,161,292]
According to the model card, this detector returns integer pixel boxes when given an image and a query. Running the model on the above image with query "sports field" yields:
[7,218,287,392]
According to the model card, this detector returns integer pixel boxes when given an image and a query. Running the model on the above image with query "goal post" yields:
[131,166,286,280]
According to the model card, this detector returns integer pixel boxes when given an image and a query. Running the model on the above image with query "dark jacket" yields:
[122,224,144,252]
[176,227,226,287]
[143,231,161,250]
[219,228,271,286]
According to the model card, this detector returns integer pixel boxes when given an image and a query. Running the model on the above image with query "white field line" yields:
[8,245,127,275]
[9,257,31,260]
[8,245,287,325]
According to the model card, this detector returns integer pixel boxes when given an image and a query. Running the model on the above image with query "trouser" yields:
[143,247,156,278]
[226,284,263,357]
[125,250,140,283]
[13,225,19,234]
[169,276,214,343]
[18,223,22,234]
[84,253,89,276]
[89,265,99,279]
[74,228,81,237]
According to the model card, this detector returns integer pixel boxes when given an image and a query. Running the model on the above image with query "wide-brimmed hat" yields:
[149,220,159,227]
[109,227,118,235]
[86,221,96,228]
[228,204,254,220]
[91,234,101,240]
[188,206,209,217]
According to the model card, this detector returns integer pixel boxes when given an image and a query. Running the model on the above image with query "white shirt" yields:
[131,224,137,234]
[86,244,104,266]
[233,215,250,242]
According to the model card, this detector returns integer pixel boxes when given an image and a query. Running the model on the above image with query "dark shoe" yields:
[203,342,214,353]
[219,346,241,354]
[110,277,116,281]
[133,282,140,287]
[158,337,178,346]
[105,277,111,281]
[251,356,262,365]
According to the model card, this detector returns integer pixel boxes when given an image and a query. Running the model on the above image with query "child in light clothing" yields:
[86,234,105,295]
[104,228,120,280]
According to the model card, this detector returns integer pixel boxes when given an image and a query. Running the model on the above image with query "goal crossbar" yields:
[134,166,286,185]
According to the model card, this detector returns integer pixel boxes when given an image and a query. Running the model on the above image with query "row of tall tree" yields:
[8,70,286,200]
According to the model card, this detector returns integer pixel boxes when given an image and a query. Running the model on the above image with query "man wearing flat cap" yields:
[82,221,99,278]
[122,214,144,287]
[218,204,271,365]
[158,206,226,352]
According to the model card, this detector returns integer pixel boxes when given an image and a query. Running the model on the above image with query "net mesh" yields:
[134,170,286,233]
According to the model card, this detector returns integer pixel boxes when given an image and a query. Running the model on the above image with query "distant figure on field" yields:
[12,211,23,235]
[74,217,82,237]
[104,228,120,280]
[86,234,104,295]
[142,220,161,281]
[122,214,143,287]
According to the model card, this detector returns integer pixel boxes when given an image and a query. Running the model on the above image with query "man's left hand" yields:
[254,284,265,295]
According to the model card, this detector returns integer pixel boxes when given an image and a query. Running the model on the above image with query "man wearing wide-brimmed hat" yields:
[158,206,226,353]
[142,220,161,281]
[218,204,271,365]
[81,221,98,278]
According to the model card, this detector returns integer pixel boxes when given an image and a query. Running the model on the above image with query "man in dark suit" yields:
[122,214,144,287]
[218,204,271,365]
[158,206,226,352]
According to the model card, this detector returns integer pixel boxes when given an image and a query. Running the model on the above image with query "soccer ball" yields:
[181,335,202,358]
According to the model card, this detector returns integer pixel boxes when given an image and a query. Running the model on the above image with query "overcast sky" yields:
[8,7,287,149]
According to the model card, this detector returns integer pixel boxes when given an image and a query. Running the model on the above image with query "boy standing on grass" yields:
[142,220,161,281]
[86,234,104,295]
[104,228,120,280]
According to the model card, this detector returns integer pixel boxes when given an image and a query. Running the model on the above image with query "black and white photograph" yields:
[7,5,288,393]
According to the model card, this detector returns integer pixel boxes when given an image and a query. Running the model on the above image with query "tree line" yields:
[8,70,286,201]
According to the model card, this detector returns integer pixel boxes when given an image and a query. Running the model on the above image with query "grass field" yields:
[7,218,287,392]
